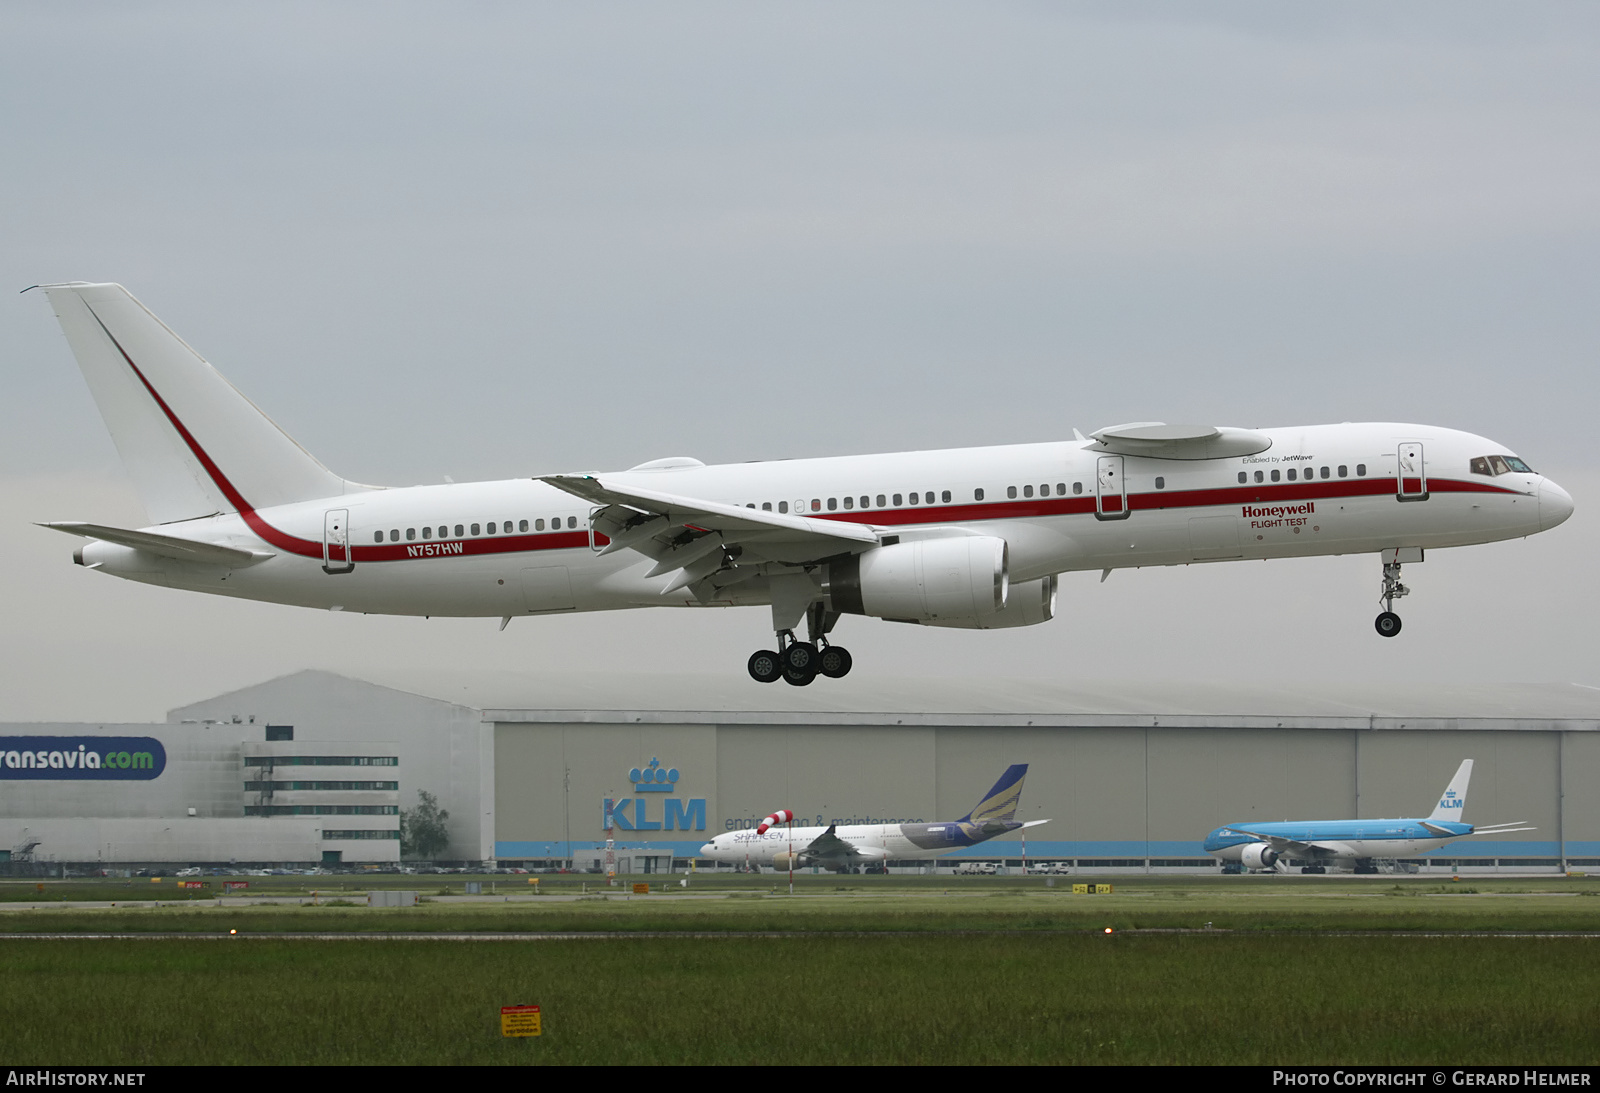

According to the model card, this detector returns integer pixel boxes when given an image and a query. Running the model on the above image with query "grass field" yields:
[2,875,1597,1065]
[3,873,1599,935]
[3,934,1596,1065]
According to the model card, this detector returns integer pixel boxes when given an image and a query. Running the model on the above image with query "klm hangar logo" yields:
[603,758,706,832]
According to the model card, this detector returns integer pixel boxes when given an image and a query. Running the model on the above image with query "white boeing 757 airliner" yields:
[33,282,1574,684]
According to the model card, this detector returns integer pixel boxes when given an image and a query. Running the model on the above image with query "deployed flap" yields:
[1088,423,1272,460]
[38,521,272,567]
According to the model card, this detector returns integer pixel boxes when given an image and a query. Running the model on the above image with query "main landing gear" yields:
[748,603,853,686]
[1375,558,1410,638]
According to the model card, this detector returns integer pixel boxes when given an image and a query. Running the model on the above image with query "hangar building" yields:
[2,670,1596,872]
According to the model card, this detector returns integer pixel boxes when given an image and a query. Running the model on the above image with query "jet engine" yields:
[1240,843,1279,870]
[825,536,1008,624]
[922,574,1056,629]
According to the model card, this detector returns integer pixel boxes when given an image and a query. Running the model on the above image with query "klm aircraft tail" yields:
[1427,759,1473,822]
[37,282,363,525]
[960,764,1028,825]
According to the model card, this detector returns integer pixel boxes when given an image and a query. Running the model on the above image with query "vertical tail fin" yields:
[1428,759,1473,822]
[39,283,354,524]
[960,764,1028,825]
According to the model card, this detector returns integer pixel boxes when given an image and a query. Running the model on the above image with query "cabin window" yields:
[454,525,464,537]
[1007,486,1018,499]
[1056,483,1066,495]
[1023,485,1034,498]
[569,517,577,528]
[1357,464,1367,476]
[942,490,951,502]
[925,492,934,504]
[1320,466,1330,480]
[470,524,480,536]
[1073,482,1083,495]
[893,494,903,506]
[501,522,511,534]
[1155,477,1165,489]
[762,502,772,511]
[842,496,853,510]
[811,499,821,512]
[746,503,755,509]
[519,520,529,532]
[1238,472,1247,484]
[779,501,790,514]
[422,527,432,539]
[1253,471,1263,483]
[876,494,886,507]
[1270,470,1280,482]
[374,532,383,543]
[974,488,985,501]
[1338,465,1348,478]
[390,529,400,542]
[486,522,496,535]
[827,498,837,511]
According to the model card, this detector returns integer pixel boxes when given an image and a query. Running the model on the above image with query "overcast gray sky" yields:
[3,2,1597,721]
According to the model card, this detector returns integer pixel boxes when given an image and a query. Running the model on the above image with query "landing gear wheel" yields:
[782,664,816,687]
[783,641,818,674]
[1374,611,1402,638]
[819,645,853,679]
[748,650,782,684]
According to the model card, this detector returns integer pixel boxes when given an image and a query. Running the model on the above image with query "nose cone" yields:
[699,841,716,856]
[1541,479,1575,531]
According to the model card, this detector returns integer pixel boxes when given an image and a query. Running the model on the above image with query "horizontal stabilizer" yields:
[1467,822,1537,836]
[38,522,272,567]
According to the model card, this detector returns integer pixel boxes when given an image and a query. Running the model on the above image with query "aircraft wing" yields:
[801,824,867,862]
[540,474,880,593]
[1225,827,1333,861]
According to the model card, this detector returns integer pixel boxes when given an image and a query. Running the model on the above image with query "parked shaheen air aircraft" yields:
[699,764,1046,872]
[1203,760,1535,874]
[33,282,1575,684]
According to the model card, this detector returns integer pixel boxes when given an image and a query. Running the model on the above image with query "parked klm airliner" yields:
[698,764,1046,872]
[1203,760,1535,874]
[32,282,1575,683]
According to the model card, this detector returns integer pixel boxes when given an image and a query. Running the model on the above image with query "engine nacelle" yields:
[1240,843,1279,870]
[826,536,1009,624]
[921,575,1056,629]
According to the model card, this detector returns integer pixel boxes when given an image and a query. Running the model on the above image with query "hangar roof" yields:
[314,669,1600,730]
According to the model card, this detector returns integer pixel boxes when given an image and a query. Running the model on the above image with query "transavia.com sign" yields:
[0,737,167,780]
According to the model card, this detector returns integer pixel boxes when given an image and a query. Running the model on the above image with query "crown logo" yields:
[629,757,680,793]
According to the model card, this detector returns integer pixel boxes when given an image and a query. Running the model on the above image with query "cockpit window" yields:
[1472,454,1535,476]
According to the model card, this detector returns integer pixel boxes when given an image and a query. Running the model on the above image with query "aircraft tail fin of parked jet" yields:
[1428,759,1473,822]
[37,282,356,525]
[960,763,1029,826]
